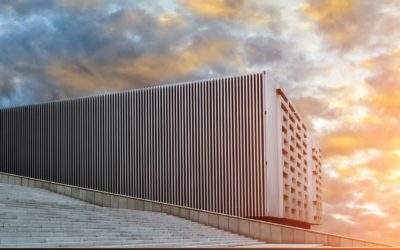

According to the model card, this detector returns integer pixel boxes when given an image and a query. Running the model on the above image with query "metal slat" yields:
[244,75,249,217]
[250,75,255,217]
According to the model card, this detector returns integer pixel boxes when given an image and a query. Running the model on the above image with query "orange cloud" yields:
[47,39,236,96]
[302,0,358,23]
[364,48,400,115]
[311,48,400,245]
[320,116,400,157]
[158,15,186,27]
[302,0,400,52]
[182,0,243,19]
[302,0,359,49]
[181,0,272,25]
[314,147,400,244]
[325,135,366,154]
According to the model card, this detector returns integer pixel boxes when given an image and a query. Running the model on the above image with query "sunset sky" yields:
[1,0,400,245]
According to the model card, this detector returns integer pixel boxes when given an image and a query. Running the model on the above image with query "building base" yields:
[247,216,311,229]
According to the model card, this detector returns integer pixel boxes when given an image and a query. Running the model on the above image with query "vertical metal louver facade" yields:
[0,72,269,218]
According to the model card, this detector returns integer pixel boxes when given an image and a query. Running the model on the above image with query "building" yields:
[0,71,322,228]
[273,88,322,225]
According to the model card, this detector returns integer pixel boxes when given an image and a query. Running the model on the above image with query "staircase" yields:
[0,183,267,248]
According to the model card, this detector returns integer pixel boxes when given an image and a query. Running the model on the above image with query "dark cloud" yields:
[0,0,286,107]
[242,35,325,88]
[0,0,55,15]
[0,79,15,98]
[3,0,325,112]
[244,37,288,64]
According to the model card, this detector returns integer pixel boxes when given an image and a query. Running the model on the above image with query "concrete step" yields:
[0,238,262,248]
[0,236,258,243]
[0,240,260,248]
[0,182,268,247]
[0,232,250,241]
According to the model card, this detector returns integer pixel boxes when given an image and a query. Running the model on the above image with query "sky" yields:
[0,0,400,245]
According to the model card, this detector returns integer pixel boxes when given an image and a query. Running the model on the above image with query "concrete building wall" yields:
[311,139,323,223]
[264,74,282,218]
[275,89,310,223]
[268,85,322,225]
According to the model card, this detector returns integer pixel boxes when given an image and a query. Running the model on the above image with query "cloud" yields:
[47,38,237,96]
[301,0,359,51]
[313,149,400,244]
[0,1,242,104]
[0,79,16,99]
[0,0,289,106]
[57,0,115,11]
[302,0,400,52]
[182,0,244,19]
[181,0,275,27]
[310,47,400,245]
[0,0,54,15]
[318,48,400,155]
[293,96,340,120]
[364,48,400,115]
[244,37,287,64]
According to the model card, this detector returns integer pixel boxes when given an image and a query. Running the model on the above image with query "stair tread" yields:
[0,182,265,247]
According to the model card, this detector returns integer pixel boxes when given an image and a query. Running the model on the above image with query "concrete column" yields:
[144,201,152,211]
[152,203,162,212]
[209,214,219,227]
[189,210,199,222]
[293,229,305,243]
[282,227,294,243]
[22,178,29,187]
[270,225,283,243]
[228,217,239,234]
[102,193,111,207]
[260,223,272,242]
[305,231,316,244]
[249,221,261,239]
[94,192,103,206]
[86,191,95,203]
[110,195,119,208]
[118,197,128,209]
[78,189,86,200]
[218,215,229,231]
[135,200,144,210]
[64,186,72,196]
[199,212,209,225]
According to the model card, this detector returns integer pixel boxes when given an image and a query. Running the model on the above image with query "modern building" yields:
[0,71,322,228]
[273,89,322,225]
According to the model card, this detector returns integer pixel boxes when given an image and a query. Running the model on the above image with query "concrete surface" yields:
[0,172,388,247]
[0,182,324,248]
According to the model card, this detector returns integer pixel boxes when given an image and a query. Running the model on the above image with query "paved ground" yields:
[0,182,322,248]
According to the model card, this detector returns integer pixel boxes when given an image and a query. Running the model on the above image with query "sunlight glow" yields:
[361,203,388,217]
[332,214,357,225]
